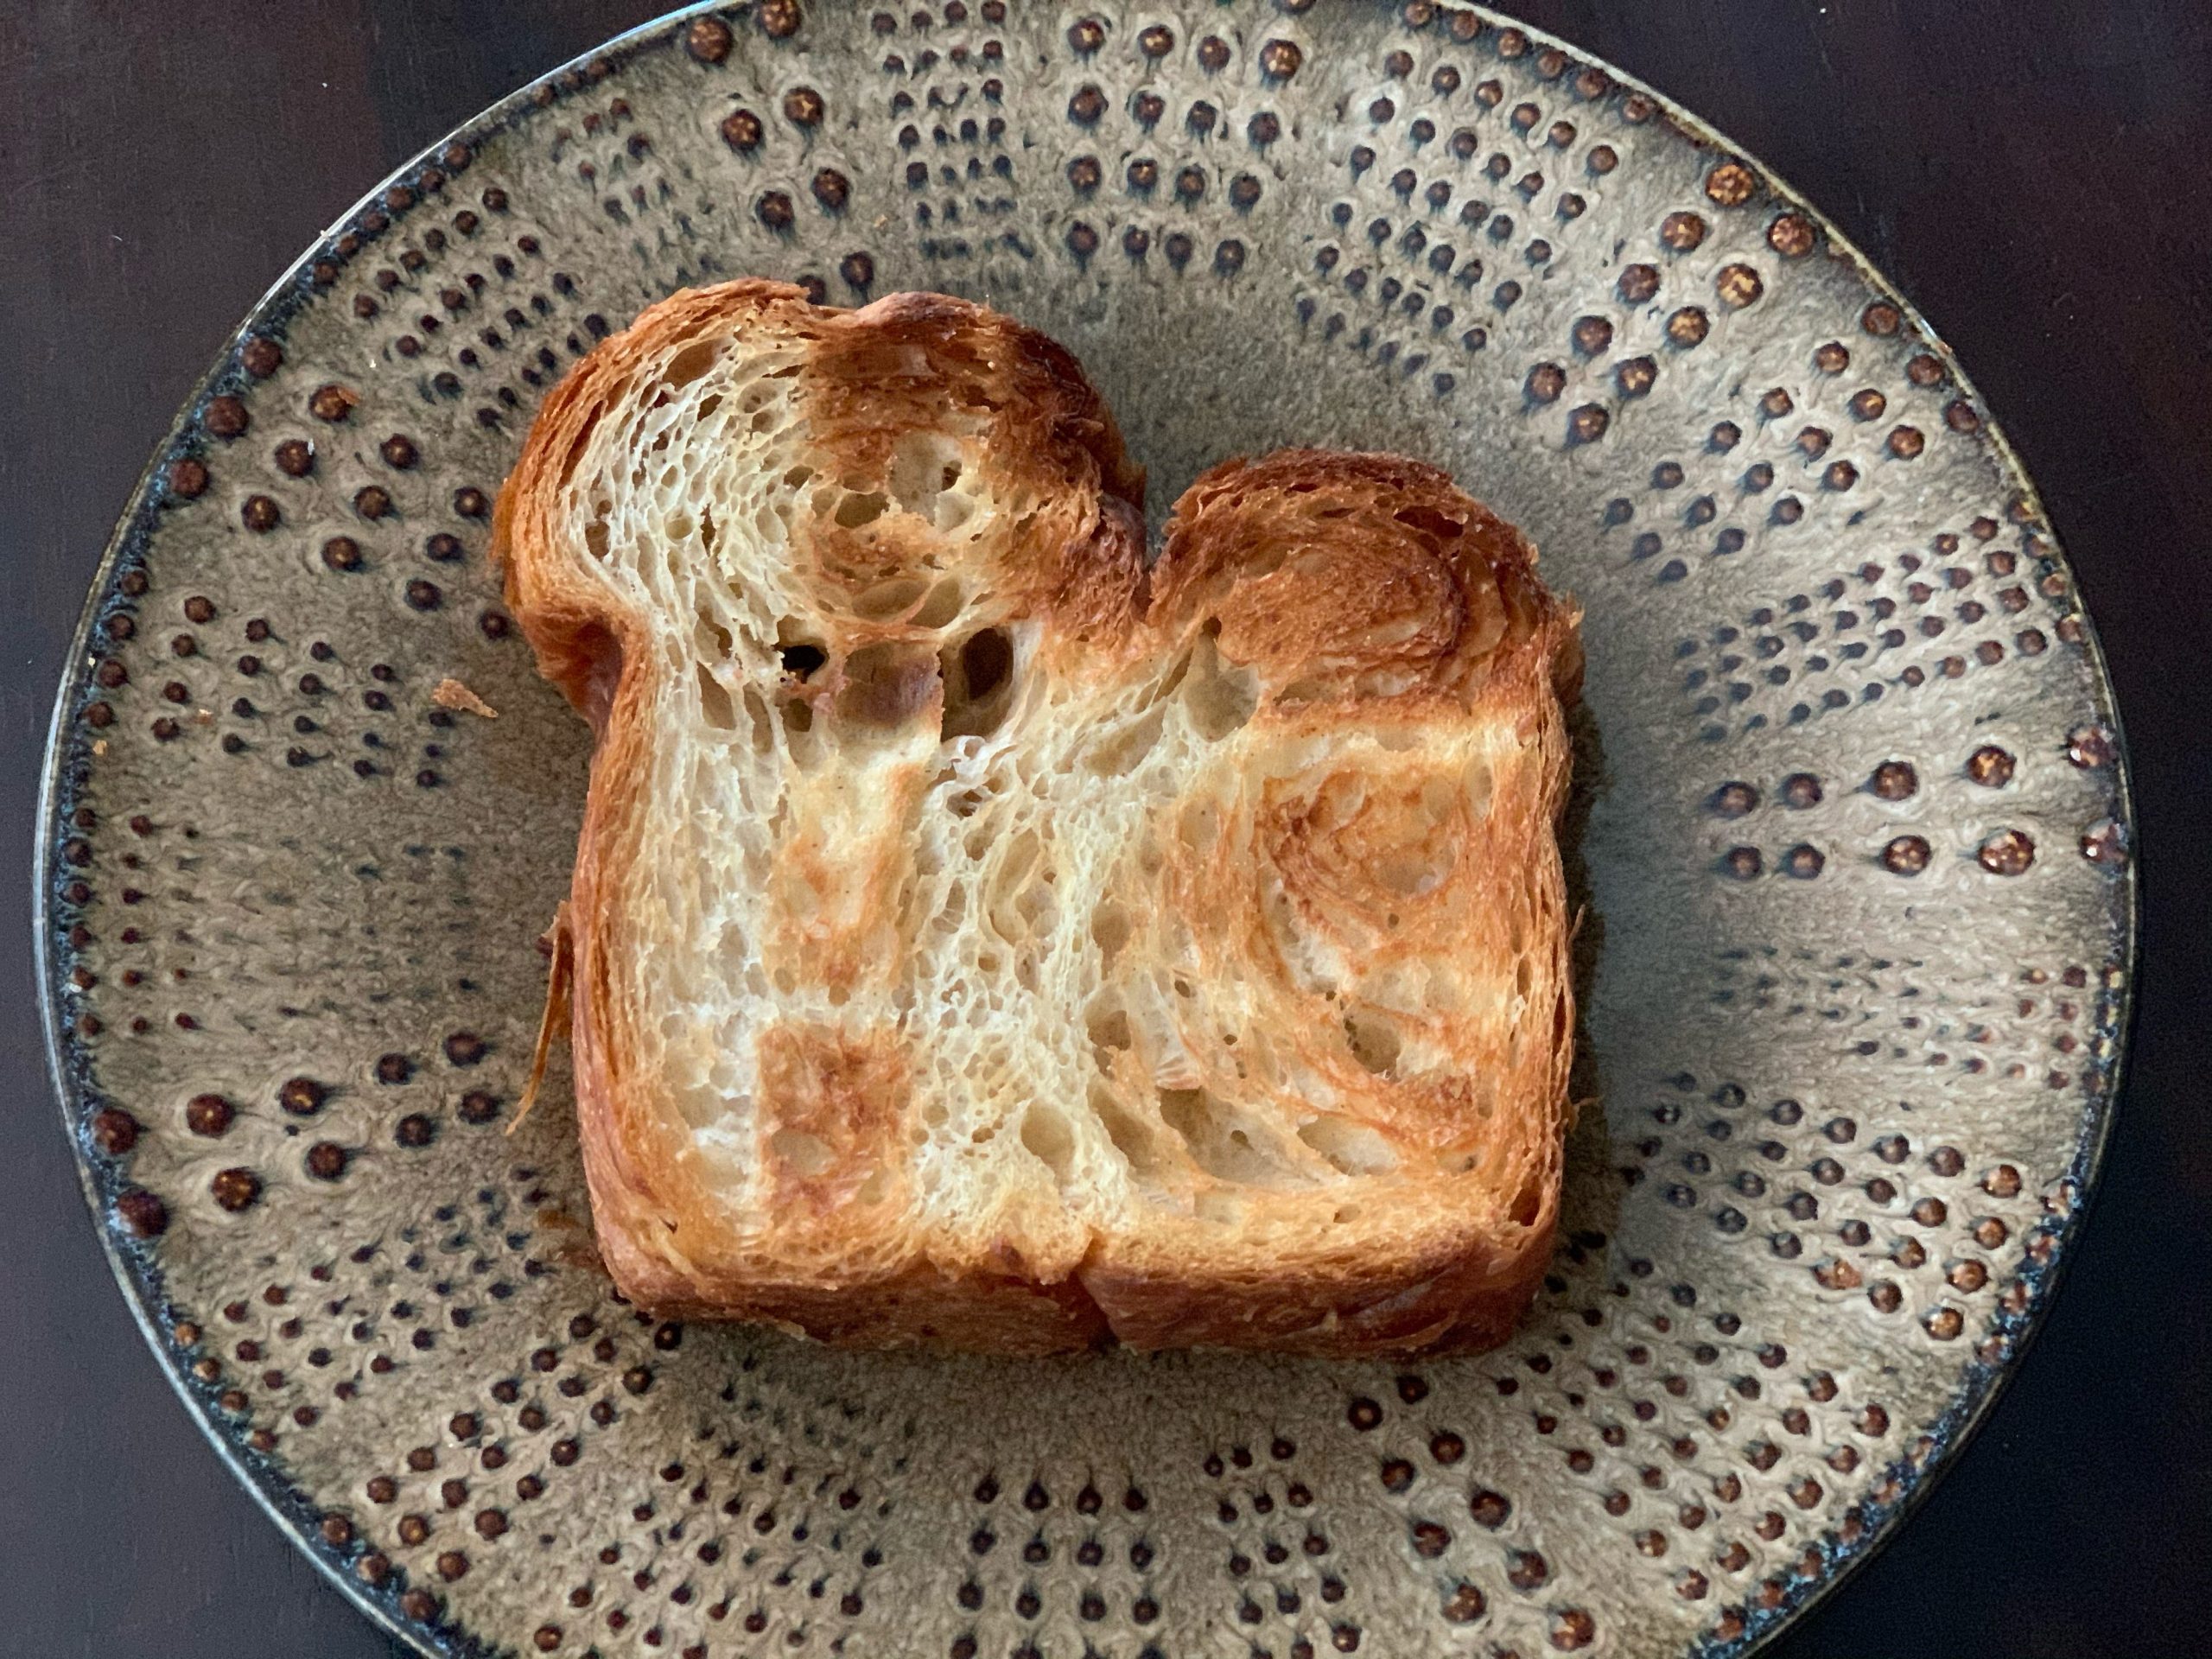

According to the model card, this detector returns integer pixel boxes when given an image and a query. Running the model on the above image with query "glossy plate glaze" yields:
[36,4,2133,1656]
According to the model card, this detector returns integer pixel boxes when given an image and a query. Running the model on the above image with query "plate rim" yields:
[30,4,2139,1656]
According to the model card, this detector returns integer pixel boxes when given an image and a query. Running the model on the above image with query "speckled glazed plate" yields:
[37,3,2134,1656]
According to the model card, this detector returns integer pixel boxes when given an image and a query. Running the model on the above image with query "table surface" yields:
[3,3,2208,1655]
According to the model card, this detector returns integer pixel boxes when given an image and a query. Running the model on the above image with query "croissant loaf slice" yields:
[497,279,1580,1356]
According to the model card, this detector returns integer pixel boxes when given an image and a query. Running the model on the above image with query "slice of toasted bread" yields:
[498,281,1580,1356]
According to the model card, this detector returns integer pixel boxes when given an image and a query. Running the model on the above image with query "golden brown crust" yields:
[1081,1227,1545,1356]
[498,282,1578,1357]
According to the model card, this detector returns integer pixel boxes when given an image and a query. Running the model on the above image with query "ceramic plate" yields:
[38,4,2133,1656]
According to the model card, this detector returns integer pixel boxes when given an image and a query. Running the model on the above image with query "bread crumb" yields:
[509,900,573,1136]
[433,677,498,718]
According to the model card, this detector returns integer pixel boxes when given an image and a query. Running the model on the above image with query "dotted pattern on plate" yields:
[41,4,2131,1657]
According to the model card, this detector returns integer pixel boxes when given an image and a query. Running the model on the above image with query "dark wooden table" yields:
[3,3,2207,1654]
